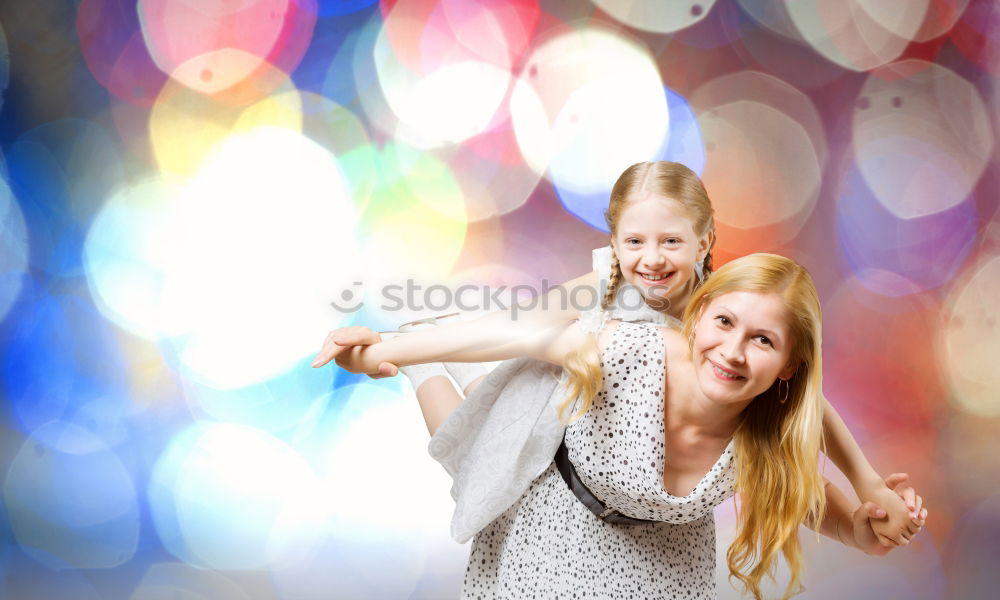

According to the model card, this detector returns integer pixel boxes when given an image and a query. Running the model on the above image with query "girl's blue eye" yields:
[665,238,681,245]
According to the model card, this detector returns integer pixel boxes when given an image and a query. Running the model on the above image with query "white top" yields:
[462,321,735,598]
[578,246,680,333]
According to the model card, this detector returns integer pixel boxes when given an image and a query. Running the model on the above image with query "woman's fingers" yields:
[905,499,927,535]
[374,362,399,378]
[912,494,923,522]
[900,486,916,513]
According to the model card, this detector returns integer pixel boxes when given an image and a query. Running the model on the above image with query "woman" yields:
[330,254,927,599]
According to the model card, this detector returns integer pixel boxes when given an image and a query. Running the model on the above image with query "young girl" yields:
[313,161,922,546]
[328,254,927,599]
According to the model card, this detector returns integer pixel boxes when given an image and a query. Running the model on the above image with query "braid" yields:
[561,250,620,423]
[602,252,622,310]
[702,229,717,277]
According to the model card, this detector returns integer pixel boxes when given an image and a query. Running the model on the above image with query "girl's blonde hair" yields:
[681,253,826,600]
[560,161,715,421]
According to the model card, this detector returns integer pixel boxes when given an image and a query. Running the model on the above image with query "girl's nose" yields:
[643,248,666,267]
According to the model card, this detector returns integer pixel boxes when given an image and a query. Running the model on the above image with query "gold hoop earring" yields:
[778,378,789,404]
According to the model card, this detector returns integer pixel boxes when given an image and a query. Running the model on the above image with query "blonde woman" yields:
[329,254,927,599]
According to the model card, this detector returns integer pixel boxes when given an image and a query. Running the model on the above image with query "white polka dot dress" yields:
[462,322,736,599]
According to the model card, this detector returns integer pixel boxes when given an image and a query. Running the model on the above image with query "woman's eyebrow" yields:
[755,328,781,341]
[720,308,782,341]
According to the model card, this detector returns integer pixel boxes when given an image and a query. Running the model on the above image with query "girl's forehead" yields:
[617,196,697,231]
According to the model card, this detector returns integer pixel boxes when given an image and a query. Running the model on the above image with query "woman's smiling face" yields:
[690,290,797,407]
[611,195,712,313]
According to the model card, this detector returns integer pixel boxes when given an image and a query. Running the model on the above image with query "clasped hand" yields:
[312,326,398,376]
[853,473,928,556]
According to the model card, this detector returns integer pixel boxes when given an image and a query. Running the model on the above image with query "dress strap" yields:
[554,435,657,525]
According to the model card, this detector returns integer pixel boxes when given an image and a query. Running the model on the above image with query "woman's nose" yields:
[721,337,746,364]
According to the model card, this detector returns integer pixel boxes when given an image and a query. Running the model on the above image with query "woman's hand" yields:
[849,500,928,556]
[311,327,398,377]
[862,472,925,547]
[849,472,928,555]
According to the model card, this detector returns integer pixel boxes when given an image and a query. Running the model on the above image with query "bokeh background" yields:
[0,0,998,598]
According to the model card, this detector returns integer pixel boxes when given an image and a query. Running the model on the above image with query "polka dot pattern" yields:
[462,322,735,598]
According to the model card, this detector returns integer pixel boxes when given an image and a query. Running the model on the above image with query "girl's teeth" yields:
[642,273,667,281]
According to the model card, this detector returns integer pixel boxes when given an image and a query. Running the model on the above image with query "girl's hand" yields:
[850,501,928,556]
[863,473,925,547]
[311,327,398,377]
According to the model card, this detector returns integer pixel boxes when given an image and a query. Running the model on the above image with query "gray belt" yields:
[554,438,658,525]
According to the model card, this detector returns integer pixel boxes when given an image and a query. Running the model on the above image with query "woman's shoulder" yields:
[652,324,689,364]
[646,320,683,337]
[600,320,684,355]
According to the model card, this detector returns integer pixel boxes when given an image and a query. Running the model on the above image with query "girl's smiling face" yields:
[611,195,713,314]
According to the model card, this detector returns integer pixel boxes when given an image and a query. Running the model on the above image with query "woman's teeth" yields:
[712,364,742,380]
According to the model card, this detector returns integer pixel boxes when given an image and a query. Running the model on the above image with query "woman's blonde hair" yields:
[560,161,715,421]
[563,252,826,600]
[680,253,826,600]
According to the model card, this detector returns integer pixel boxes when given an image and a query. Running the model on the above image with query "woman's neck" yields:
[670,359,749,440]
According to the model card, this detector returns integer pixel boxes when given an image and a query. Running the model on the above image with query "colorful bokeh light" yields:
[1,1,997,598]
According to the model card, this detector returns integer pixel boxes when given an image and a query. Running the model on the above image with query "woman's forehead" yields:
[706,291,791,331]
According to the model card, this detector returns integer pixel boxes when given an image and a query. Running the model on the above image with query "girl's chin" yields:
[639,284,674,301]
[641,284,671,295]
[638,289,673,311]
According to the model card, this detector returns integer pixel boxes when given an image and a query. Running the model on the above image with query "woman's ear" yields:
[779,362,798,382]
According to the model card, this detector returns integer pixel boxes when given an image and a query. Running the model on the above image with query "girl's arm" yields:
[331,316,587,375]
[821,399,921,546]
[312,270,600,371]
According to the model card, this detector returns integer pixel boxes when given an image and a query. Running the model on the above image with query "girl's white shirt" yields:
[579,246,680,333]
